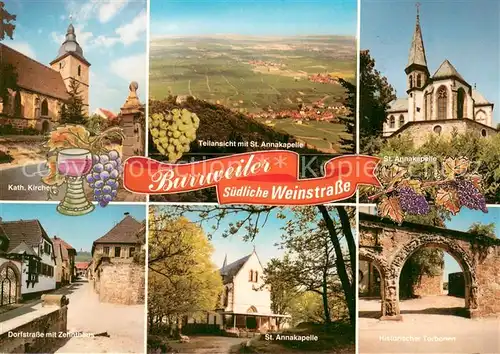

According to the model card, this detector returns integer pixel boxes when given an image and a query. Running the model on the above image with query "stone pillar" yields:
[120,81,145,161]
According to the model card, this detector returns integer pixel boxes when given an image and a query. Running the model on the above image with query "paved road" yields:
[168,336,249,353]
[55,280,145,353]
[359,296,500,354]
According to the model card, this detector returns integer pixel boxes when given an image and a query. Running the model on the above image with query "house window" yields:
[224,287,229,307]
[129,247,136,257]
[78,65,81,76]
[389,115,395,129]
[254,271,259,282]
[41,99,49,116]
[103,246,110,255]
[416,74,422,87]
[437,86,447,119]
[114,247,121,257]
[249,270,253,282]
[399,115,405,127]
[409,75,413,88]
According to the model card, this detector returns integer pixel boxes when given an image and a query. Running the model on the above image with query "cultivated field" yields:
[149,36,355,153]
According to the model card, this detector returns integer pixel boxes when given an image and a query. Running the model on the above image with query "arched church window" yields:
[457,88,465,118]
[34,97,40,118]
[437,86,447,119]
[78,65,81,77]
[399,115,405,127]
[389,115,395,129]
[249,270,253,282]
[41,99,49,117]
[416,74,422,87]
[14,90,22,117]
[409,75,413,88]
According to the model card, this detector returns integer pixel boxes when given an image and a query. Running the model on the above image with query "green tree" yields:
[86,114,106,135]
[0,63,17,113]
[359,50,396,152]
[467,222,497,239]
[60,78,87,125]
[337,78,356,153]
[147,208,223,336]
[0,1,16,41]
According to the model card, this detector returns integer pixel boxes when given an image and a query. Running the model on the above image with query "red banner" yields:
[123,151,381,205]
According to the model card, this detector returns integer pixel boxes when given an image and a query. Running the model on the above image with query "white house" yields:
[189,249,290,332]
[0,219,57,300]
[382,6,497,144]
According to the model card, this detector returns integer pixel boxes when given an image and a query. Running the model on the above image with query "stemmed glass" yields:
[56,148,95,216]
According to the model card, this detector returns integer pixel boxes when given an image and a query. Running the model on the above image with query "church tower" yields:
[50,24,91,114]
[405,4,429,122]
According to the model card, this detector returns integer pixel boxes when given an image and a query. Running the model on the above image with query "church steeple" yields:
[222,254,228,269]
[406,3,428,73]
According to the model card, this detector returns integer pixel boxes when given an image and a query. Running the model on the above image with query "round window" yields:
[481,129,487,137]
[433,125,442,134]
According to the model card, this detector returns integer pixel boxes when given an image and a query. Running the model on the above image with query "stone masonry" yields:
[359,213,500,320]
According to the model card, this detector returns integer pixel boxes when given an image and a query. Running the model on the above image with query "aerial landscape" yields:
[150,35,355,153]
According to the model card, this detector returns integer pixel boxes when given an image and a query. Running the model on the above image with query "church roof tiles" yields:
[387,98,408,112]
[407,8,428,69]
[0,44,69,101]
[472,89,492,105]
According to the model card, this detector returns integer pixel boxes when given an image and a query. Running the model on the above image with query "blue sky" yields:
[4,0,147,113]
[151,0,357,37]
[0,203,146,252]
[361,0,500,125]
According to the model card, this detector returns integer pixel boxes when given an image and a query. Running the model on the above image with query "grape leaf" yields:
[469,175,482,190]
[379,165,407,187]
[435,188,461,215]
[443,157,469,179]
[398,179,423,195]
[41,155,65,187]
[45,125,91,152]
[378,196,404,224]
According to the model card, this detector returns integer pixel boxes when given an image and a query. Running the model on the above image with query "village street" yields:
[54,280,145,353]
[359,297,500,354]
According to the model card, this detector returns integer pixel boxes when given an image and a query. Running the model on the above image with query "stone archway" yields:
[385,235,477,319]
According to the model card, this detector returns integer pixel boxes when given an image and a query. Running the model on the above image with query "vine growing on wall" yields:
[366,157,488,223]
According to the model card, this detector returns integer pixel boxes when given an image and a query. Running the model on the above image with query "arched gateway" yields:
[359,213,500,320]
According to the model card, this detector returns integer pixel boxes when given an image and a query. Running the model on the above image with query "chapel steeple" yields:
[405,3,429,91]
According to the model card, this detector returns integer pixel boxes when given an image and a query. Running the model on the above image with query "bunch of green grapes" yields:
[149,108,200,162]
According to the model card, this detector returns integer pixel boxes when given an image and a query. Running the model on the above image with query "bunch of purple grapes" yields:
[397,187,430,215]
[86,150,123,207]
[454,179,487,213]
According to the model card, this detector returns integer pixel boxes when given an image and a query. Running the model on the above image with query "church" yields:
[0,23,90,132]
[185,249,290,332]
[383,6,497,145]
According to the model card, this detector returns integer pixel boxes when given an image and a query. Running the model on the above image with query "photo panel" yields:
[358,205,500,354]
[147,204,356,353]
[0,0,147,206]
[0,203,146,353]
[148,0,358,202]
[359,0,500,205]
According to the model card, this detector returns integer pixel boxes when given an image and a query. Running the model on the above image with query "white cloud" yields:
[99,0,129,23]
[110,53,146,85]
[93,10,146,48]
[8,42,36,59]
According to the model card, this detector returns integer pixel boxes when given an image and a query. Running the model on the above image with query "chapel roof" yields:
[220,254,252,284]
[0,44,69,101]
[52,236,76,251]
[472,89,492,105]
[387,98,408,113]
[432,59,465,82]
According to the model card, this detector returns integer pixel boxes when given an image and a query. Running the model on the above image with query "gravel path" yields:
[359,296,500,354]
[55,280,145,353]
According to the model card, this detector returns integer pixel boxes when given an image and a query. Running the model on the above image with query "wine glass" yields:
[56,148,95,216]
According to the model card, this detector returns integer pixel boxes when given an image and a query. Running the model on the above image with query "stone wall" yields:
[0,296,68,353]
[96,260,145,305]
[413,274,443,296]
